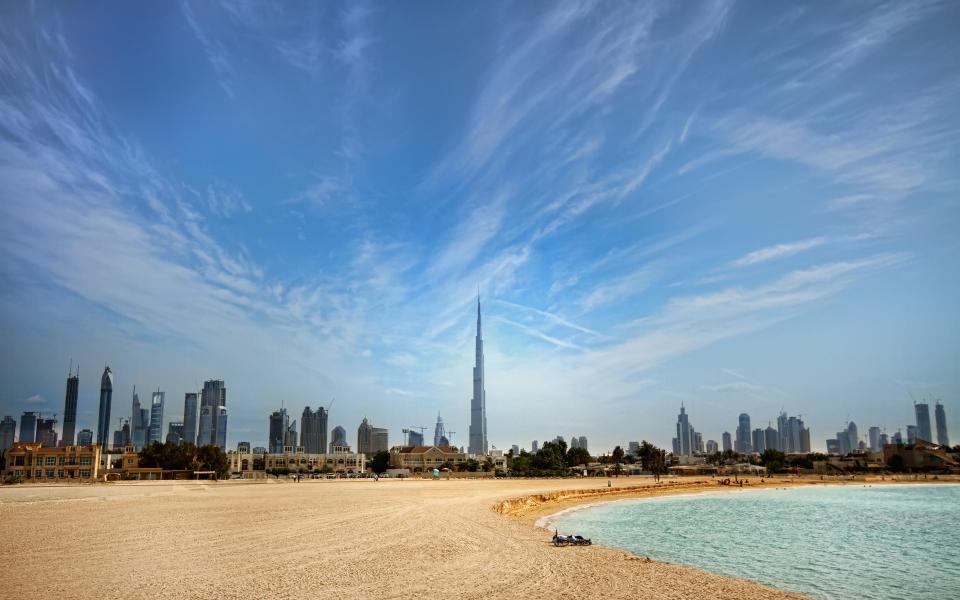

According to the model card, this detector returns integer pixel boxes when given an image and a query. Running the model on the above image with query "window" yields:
[79,470,91,478]
[45,456,57,465]
[79,456,92,465]
[58,456,65,465]
[45,469,55,478]
[57,470,65,478]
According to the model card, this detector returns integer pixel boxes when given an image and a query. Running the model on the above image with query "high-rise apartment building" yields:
[284,420,298,448]
[198,380,227,450]
[469,296,488,455]
[77,428,93,446]
[61,366,79,447]
[146,390,165,446]
[705,439,718,454]
[0,416,16,450]
[764,425,778,452]
[868,426,881,452]
[166,422,184,445]
[721,431,732,452]
[36,417,58,447]
[736,413,752,453]
[19,412,37,443]
[531,440,539,453]
[96,366,113,448]
[578,436,588,452]
[131,386,147,450]
[907,425,917,445]
[672,404,698,457]
[300,406,328,454]
[357,418,388,454]
[330,425,347,452]
[269,409,289,454]
[776,412,810,453]
[434,414,446,447]
[182,392,198,446]
[751,428,766,454]
[935,402,949,446]
[914,402,932,443]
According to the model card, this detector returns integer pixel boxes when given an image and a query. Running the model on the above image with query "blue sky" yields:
[0,1,958,453]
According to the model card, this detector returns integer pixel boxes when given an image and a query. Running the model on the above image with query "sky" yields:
[0,1,958,453]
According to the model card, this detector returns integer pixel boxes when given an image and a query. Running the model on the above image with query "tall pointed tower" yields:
[468,294,488,455]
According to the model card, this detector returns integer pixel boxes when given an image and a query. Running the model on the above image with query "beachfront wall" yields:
[2,442,101,482]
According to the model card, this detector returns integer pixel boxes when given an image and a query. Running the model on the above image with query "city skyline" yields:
[0,2,958,453]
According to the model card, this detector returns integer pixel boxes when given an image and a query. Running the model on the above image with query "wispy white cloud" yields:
[730,237,827,268]
[181,2,235,97]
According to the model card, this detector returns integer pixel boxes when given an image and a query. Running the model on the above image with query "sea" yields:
[547,483,960,600]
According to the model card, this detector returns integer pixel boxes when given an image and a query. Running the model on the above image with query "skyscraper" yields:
[61,366,79,447]
[915,402,932,443]
[736,413,752,453]
[764,425,778,452]
[721,431,732,452]
[408,430,424,446]
[468,295,488,455]
[77,429,93,446]
[847,421,859,453]
[671,404,695,456]
[433,413,446,447]
[907,425,917,445]
[183,392,198,446]
[300,406,328,454]
[36,417,58,447]
[752,428,766,454]
[198,380,227,450]
[147,390,165,446]
[578,436,588,452]
[531,440,538,453]
[868,426,881,452]
[131,386,147,450]
[19,412,37,443]
[705,439,718,454]
[1,416,16,450]
[269,409,288,454]
[166,422,184,445]
[284,420,298,448]
[358,418,388,454]
[935,401,949,446]
[330,425,347,451]
[96,366,113,448]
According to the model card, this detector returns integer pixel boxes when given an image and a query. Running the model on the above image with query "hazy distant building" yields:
[36,417,58,447]
[751,428,766,454]
[891,430,903,445]
[736,413,752,453]
[300,406,329,454]
[777,412,810,453]
[878,432,889,447]
[868,426,881,452]
[61,367,79,447]
[96,366,113,449]
[113,421,130,449]
[434,414,446,447]
[284,421,298,448]
[468,296,488,455]
[166,422,184,445]
[131,386,147,451]
[706,439,718,454]
[915,402,932,443]
[269,409,289,454]
[408,430,424,447]
[357,418,388,454]
[826,438,840,455]
[19,412,37,444]
[147,390,165,446]
[764,426,778,452]
[330,425,347,452]
[570,436,579,449]
[77,429,93,446]
[907,425,918,445]
[183,392,198,446]
[531,440,539,453]
[511,444,520,454]
[0,416,15,450]
[722,431,732,452]
[198,380,228,450]
[672,404,698,457]
[578,436,588,452]
[847,422,859,453]
[935,402,949,447]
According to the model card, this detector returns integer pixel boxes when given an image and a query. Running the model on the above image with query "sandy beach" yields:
[0,476,825,600]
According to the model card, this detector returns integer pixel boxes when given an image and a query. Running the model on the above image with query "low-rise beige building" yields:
[389,445,468,472]
[2,442,101,482]
[228,445,367,476]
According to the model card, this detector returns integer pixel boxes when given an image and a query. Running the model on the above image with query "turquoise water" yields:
[549,484,960,599]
